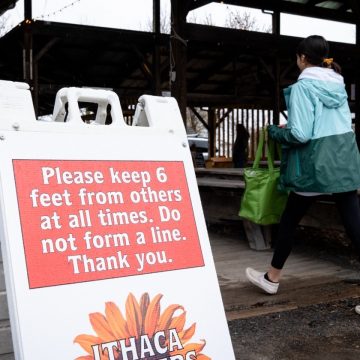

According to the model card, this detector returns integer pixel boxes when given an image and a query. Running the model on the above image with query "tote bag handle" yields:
[253,127,276,171]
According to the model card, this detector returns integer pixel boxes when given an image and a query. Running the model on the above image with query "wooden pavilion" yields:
[0,0,359,159]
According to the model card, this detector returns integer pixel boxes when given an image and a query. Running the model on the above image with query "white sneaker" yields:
[355,305,360,315]
[245,267,279,295]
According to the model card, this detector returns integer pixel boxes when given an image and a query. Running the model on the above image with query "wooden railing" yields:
[195,167,360,250]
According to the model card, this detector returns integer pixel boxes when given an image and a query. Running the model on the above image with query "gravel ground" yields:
[228,226,360,360]
[229,298,360,360]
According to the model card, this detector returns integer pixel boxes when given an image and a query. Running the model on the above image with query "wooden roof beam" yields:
[0,0,18,16]
[189,106,209,129]
[187,56,233,91]
[194,0,358,23]
[187,0,214,12]
[185,22,357,56]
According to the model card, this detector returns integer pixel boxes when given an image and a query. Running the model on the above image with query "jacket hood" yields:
[297,67,347,108]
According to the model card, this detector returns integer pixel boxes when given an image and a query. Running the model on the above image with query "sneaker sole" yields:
[246,268,278,295]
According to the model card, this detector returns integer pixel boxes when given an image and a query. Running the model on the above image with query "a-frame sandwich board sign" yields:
[0,81,235,360]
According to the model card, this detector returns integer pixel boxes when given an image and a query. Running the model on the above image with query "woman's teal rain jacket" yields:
[269,67,360,193]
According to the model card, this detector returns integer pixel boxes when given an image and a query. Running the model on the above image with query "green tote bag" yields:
[239,128,288,225]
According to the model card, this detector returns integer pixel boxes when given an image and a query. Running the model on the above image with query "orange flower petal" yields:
[144,293,163,337]
[140,292,150,316]
[178,322,196,344]
[169,311,187,333]
[74,334,102,355]
[157,304,184,331]
[194,354,211,360]
[172,340,206,357]
[186,340,206,354]
[76,354,109,360]
[89,312,114,341]
[75,294,208,360]
[125,293,142,338]
[105,301,130,339]
[140,292,150,333]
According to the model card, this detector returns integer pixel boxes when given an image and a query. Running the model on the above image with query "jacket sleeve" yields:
[285,81,315,143]
[268,125,304,146]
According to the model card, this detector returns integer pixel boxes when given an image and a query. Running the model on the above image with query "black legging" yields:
[271,191,360,270]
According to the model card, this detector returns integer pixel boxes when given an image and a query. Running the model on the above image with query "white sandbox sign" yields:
[0,82,235,360]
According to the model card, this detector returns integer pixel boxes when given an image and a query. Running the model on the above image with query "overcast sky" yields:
[2,0,356,44]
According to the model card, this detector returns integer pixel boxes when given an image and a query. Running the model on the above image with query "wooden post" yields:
[23,0,35,114]
[152,0,161,95]
[33,59,39,116]
[273,57,281,125]
[355,21,360,149]
[272,9,281,125]
[243,220,271,250]
[272,8,280,36]
[23,0,33,84]
[208,107,216,158]
[170,0,187,124]
[24,0,32,21]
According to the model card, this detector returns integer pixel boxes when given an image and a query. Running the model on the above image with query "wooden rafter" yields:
[187,0,358,23]
[187,55,233,91]
[0,1,357,122]
[0,0,17,16]
[189,106,209,129]
[187,0,213,12]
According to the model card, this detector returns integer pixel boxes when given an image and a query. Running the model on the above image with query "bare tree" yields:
[225,9,271,33]
[226,10,257,30]
[142,4,171,33]
[187,108,207,136]
[160,9,171,34]
[187,12,215,26]
[0,13,10,37]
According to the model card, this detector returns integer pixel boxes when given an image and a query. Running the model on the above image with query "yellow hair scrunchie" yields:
[323,58,334,65]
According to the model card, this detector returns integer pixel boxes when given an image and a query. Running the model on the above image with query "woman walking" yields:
[246,35,360,298]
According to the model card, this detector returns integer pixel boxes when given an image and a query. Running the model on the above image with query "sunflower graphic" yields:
[74,292,210,360]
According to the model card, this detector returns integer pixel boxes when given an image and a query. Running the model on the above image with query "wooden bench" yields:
[195,167,360,250]
[195,168,271,250]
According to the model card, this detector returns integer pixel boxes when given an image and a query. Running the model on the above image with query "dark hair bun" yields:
[296,35,329,66]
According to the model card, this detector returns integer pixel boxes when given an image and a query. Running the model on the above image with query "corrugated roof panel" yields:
[315,1,344,10]
[283,0,309,4]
